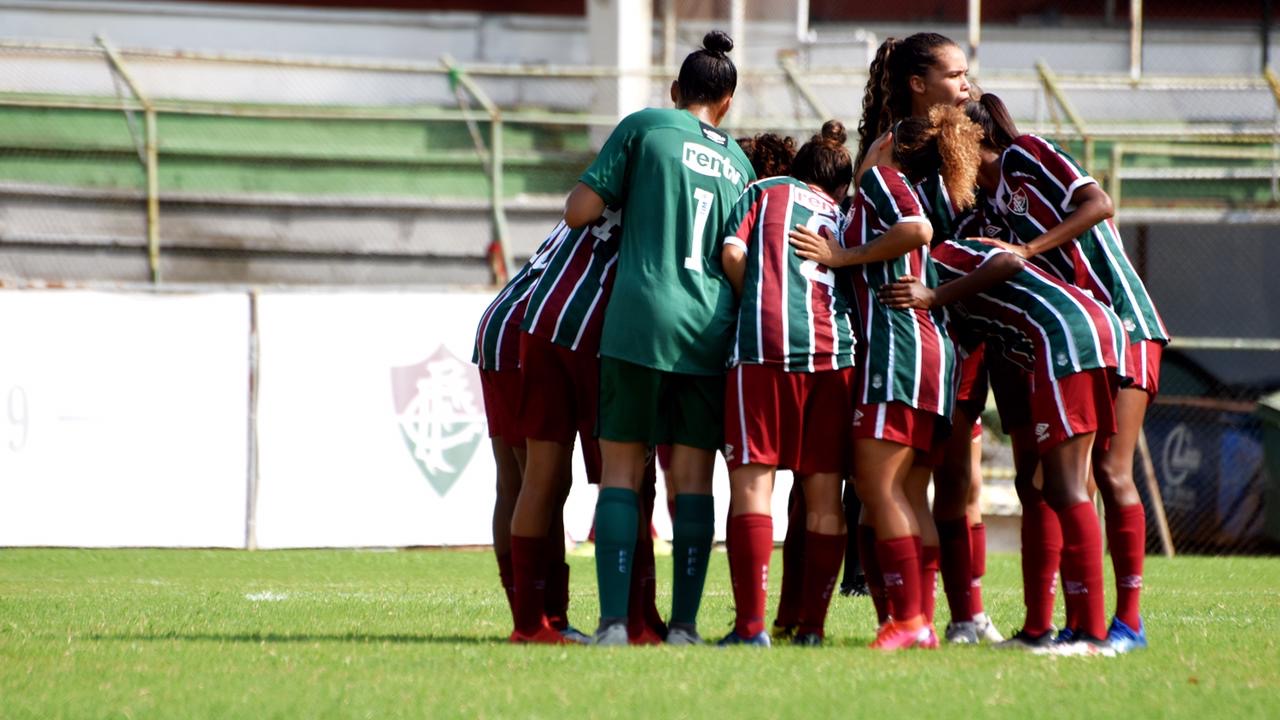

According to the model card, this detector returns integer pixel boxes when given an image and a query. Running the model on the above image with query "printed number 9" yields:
[8,386,27,451]
[684,188,715,272]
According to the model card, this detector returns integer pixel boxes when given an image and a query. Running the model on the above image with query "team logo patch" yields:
[1062,580,1088,595]
[1008,188,1029,216]
[871,373,884,390]
[853,409,864,426]
[682,142,744,186]
[701,126,728,145]
[390,345,486,496]
[1123,317,1137,333]
[723,443,735,462]
[1035,422,1051,444]
[1056,351,1069,367]
[984,224,1003,237]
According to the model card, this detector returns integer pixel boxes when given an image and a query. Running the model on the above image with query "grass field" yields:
[2,548,1278,719]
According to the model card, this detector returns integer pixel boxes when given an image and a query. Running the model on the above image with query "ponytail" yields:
[856,32,960,169]
[964,92,1020,151]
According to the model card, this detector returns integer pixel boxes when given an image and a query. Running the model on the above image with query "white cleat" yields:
[591,621,629,647]
[973,613,1005,644]
[664,625,703,646]
[559,625,591,645]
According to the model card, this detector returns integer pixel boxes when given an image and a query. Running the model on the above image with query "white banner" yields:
[0,291,250,547]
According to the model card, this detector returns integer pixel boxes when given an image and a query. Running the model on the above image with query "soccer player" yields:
[562,30,756,646]
[718,121,856,648]
[472,229,573,640]
[971,93,1168,652]
[789,105,977,650]
[879,234,1130,656]
[854,31,1002,644]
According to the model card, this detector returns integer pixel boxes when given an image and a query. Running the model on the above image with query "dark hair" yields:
[677,30,738,105]
[964,93,1020,151]
[893,105,982,210]
[856,32,960,169]
[739,132,796,178]
[791,120,853,198]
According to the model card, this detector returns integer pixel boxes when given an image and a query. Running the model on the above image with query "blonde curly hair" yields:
[891,104,983,211]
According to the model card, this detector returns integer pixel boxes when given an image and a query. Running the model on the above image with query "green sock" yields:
[670,493,716,626]
[594,487,639,621]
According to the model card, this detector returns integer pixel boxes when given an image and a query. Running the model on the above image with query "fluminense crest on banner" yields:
[390,345,486,496]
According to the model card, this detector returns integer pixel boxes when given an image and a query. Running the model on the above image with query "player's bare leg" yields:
[665,443,717,643]
[723,463,775,645]
[491,439,525,622]
[1091,386,1150,645]
[794,472,845,645]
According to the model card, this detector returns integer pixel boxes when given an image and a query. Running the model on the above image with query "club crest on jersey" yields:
[390,345,486,496]
[683,142,743,186]
[1008,188,1030,216]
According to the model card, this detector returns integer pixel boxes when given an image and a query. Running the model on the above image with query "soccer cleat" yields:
[916,624,940,649]
[973,613,1005,643]
[839,574,870,597]
[791,632,823,647]
[664,624,703,646]
[628,626,666,646]
[870,618,925,651]
[558,625,590,645]
[770,622,798,642]
[1106,617,1148,654]
[1053,626,1078,645]
[994,628,1056,651]
[944,621,980,644]
[716,629,772,647]
[509,621,571,645]
[1044,633,1118,657]
[591,620,629,647]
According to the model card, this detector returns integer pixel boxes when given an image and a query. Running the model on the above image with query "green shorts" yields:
[598,356,724,450]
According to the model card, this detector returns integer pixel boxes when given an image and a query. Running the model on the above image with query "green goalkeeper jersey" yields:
[579,107,756,375]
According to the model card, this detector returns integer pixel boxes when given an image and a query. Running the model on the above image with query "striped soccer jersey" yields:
[915,172,974,243]
[520,206,623,354]
[472,223,568,370]
[994,134,1169,345]
[931,238,1128,382]
[844,165,957,418]
[723,176,857,372]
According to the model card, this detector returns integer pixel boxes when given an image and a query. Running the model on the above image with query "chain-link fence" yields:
[1,23,1278,553]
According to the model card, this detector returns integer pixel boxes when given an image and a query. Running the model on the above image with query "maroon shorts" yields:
[954,345,989,419]
[852,400,938,454]
[1029,368,1119,453]
[1122,339,1163,398]
[517,332,602,483]
[725,364,854,475]
[479,367,525,446]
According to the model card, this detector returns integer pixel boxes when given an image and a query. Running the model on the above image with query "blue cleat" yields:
[717,629,772,647]
[1107,616,1148,653]
[1053,626,1078,645]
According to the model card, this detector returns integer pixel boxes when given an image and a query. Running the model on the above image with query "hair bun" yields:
[820,119,847,145]
[703,30,734,56]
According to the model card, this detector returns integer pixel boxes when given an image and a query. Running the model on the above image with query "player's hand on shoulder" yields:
[789,223,840,264]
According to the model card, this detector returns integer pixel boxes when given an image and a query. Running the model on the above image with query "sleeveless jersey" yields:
[931,239,1128,381]
[472,225,567,370]
[723,176,857,372]
[520,206,623,354]
[994,135,1169,345]
[844,165,956,418]
[579,107,757,375]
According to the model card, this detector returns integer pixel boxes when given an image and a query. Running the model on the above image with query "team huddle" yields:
[473,30,1166,654]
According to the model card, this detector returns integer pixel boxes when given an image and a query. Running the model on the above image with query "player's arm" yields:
[789,219,931,268]
[879,251,1024,309]
[1005,180,1114,259]
[564,183,607,229]
[722,240,747,297]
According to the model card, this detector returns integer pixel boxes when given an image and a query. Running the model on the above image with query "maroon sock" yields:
[1020,501,1062,636]
[875,536,922,623]
[920,544,940,625]
[728,514,773,637]
[1059,501,1106,639]
[496,550,515,619]
[628,491,658,638]
[797,531,845,637]
[1107,502,1146,629]
[543,532,569,629]
[937,518,973,623]
[510,534,547,635]
[969,522,987,617]
[859,524,888,624]
[774,509,806,628]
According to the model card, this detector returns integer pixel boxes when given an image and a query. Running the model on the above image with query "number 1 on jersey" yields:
[684,187,715,272]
